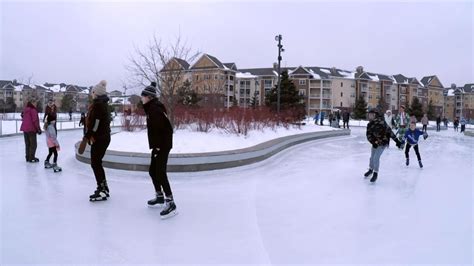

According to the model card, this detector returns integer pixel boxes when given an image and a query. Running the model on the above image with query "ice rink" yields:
[1,127,472,264]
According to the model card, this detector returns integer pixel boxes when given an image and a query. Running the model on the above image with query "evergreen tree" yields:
[177,80,200,106]
[409,97,423,120]
[61,94,74,112]
[377,95,389,113]
[265,71,305,119]
[426,99,435,120]
[353,96,368,119]
[250,91,259,109]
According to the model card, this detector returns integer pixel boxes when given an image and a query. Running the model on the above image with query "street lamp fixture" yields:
[275,34,284,113]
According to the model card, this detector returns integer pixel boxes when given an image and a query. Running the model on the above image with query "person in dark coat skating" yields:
[85,80,111,201]
[364,107,402,183]
[141,82,177,219]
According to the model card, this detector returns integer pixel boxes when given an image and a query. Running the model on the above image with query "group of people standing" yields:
[313,110,351,129]
[20,81,177,219]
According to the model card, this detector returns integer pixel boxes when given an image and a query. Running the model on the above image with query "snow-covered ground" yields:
[1,127,472,264]
[110,124,339,153]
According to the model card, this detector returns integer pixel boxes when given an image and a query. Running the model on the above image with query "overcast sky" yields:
[1,0,472,93]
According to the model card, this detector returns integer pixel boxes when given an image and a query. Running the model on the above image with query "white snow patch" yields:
[109,124,339,154]
[236,72,258,79]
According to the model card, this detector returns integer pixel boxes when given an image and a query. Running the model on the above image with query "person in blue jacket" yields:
[404,121,428,168]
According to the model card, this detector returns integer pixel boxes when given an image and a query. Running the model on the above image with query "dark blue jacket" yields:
[404,128,426,145]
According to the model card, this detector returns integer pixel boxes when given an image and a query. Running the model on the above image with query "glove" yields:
[395,139,403,149]
[372,143,378,149]
[88,136,95,145]
[37,129,42,135]
[56,145,61,151]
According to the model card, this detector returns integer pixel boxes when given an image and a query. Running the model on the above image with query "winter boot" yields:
[364,169,373,178]
[418,160,423,168]
[160,198,177,219]
[29,158,39,163]
[147,192,165,207]
[44,161,52,169]
[406,158,409,166]
[370,172,378,183]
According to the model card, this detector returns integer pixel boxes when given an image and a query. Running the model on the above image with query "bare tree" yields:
[127,34,200,127]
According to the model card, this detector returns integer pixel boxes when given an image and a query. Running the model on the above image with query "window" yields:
[340,102,343,107]
[299,89,305,96]
[229,85,233,91]
[246,89,250,94]
[240,89,245,94]
[340,92,343,97]
[299,79,306,85]
[341,82,343,87]
[195,75,199,81]
[215,75,218,80]
[229,76,234,81]
[264,80,273,88]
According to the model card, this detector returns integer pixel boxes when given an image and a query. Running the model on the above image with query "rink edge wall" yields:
[75,129,350,172]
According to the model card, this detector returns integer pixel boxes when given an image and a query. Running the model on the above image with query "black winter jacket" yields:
[85,95,111,139]
[366,115,398,147]
[143,98,173,150]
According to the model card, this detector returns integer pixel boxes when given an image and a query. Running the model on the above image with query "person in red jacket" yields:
[20,97,42,162]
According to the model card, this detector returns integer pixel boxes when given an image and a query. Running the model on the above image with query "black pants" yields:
[422,124,427,132]
[149,148,173,197]
[405,143,421,161]
[46,147,58,163]
[461,125,465,132]
[343,120,349,129]
[90,135,110,188]
[23,132,37,161]
[436,124,440,131]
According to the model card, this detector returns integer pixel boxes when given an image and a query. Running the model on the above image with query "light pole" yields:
[275,34,284,113]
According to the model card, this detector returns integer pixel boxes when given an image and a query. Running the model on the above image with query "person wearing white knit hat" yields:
[86,80,111,202]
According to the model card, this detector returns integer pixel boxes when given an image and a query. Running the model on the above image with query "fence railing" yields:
[0,115,123,136]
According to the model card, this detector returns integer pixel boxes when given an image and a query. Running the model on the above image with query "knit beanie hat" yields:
[92,80,107,96]
[141,82,157,98]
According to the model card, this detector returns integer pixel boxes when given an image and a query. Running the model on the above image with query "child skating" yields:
[44,119,61,172]
[403,121,428,168]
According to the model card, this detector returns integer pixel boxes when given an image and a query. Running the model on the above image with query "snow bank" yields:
[109,124,339,154]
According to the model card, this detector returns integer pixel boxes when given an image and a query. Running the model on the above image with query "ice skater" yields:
[85,80,111,201]
[364,107,402,183]
[43,118,61,172]
[403,121,428,168]
[395,105,410,142]
[141,82,177,219]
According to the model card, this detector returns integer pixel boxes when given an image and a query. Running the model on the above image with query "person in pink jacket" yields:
[20,97,42,162]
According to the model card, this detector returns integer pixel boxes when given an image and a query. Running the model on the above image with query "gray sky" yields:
[1,0,473,93]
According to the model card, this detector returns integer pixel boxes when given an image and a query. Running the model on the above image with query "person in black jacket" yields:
[141,82,177,219]
[364,107,402,183]
[86,80,111,201]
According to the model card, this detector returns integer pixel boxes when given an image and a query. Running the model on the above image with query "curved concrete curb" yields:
[76,129,350,172]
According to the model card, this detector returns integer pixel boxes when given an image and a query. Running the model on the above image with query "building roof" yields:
[205,54,225,69]
[174,58,190,70]
[0,80,13,88]
[393,74,410,84]
[420,76,436,86]
[223,63,237,71]
[463,83,474,93]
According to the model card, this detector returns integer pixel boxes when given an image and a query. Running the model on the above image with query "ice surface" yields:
[1,127,472,264]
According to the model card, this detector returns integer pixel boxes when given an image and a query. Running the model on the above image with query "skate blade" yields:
[160,210,178,219]
[89,197,107,202]
[147,203,164,208]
